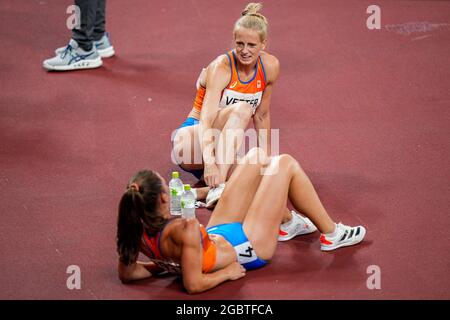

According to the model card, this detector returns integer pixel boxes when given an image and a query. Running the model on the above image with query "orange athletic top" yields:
[193,50,267,114]
[141,222,217,274]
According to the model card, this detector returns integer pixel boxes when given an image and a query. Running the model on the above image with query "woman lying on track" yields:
[117,148,366,294]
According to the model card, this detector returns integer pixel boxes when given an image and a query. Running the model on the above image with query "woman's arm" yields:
[186,68,207,120]
[117,260,163,283]
[253,55,280,156]
[253,83,272,155]
[180,219,246,294]
[198,57,231,186]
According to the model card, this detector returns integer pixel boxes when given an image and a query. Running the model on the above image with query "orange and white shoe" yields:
[278,211,318,241]
[320,223,366,251]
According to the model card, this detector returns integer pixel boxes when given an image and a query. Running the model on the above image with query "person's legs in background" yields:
[71,0,98,52]
[91,0,115,58]
[43,0,113,71]
[92,0,106,42]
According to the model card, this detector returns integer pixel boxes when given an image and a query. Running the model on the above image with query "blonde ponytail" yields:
[234,2,268,41]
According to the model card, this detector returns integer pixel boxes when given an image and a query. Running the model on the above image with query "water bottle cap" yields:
[184,184,191,191]
[172,171,179,179]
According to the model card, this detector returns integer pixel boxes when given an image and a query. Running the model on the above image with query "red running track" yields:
[0,0,449,299]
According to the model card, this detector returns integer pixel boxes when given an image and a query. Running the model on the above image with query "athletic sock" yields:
[281,211,294,226]
[324,223,338,238]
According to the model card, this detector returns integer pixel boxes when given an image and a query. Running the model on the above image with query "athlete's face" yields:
[234,27,266,66]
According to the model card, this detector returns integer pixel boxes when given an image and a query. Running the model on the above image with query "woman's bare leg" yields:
[213,102,253,182]
[172,102,253,180]
[207,147,268,228]
[281,207,294,223]
[242,154,336,260]
[172,125,204,172]
[173,109,295,224]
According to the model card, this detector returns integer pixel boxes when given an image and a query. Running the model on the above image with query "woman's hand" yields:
[226,262,246,281]
[204,163,221,187]
[118,260,153,283]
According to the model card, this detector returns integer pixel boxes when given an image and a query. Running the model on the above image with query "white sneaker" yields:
[320,223,366,251]
[278,211,318,241]
[205,183,225,208]
[43,39,102,71]
[55,33,115,58]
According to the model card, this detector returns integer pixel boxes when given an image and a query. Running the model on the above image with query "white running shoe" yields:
[43,39,102,71]
[205,183,225,208]
[278,211,318,241]
[320,223,366,251]
[55,33,115,58]
[93,32,115,58]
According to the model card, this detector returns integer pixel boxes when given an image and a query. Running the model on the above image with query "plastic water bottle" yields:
[181,184,196,219]
[169,171,184,215]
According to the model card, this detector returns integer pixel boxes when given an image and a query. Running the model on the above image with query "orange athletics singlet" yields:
[193,51,267,114]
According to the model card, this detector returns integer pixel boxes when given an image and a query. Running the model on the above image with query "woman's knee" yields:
[243,147,269,166]
[230,102,253,120]
[271,154,302,173]
[172,128,202,166]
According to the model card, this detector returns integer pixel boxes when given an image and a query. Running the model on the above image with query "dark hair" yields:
[116,169,167,265]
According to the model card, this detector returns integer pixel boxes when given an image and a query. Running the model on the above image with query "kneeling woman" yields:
[116,148,366,294]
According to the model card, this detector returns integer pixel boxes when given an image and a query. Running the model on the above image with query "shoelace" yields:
[61,44,73,59]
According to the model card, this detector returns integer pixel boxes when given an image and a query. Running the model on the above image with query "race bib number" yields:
[234,241,257,265]
[219,89,263,113]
